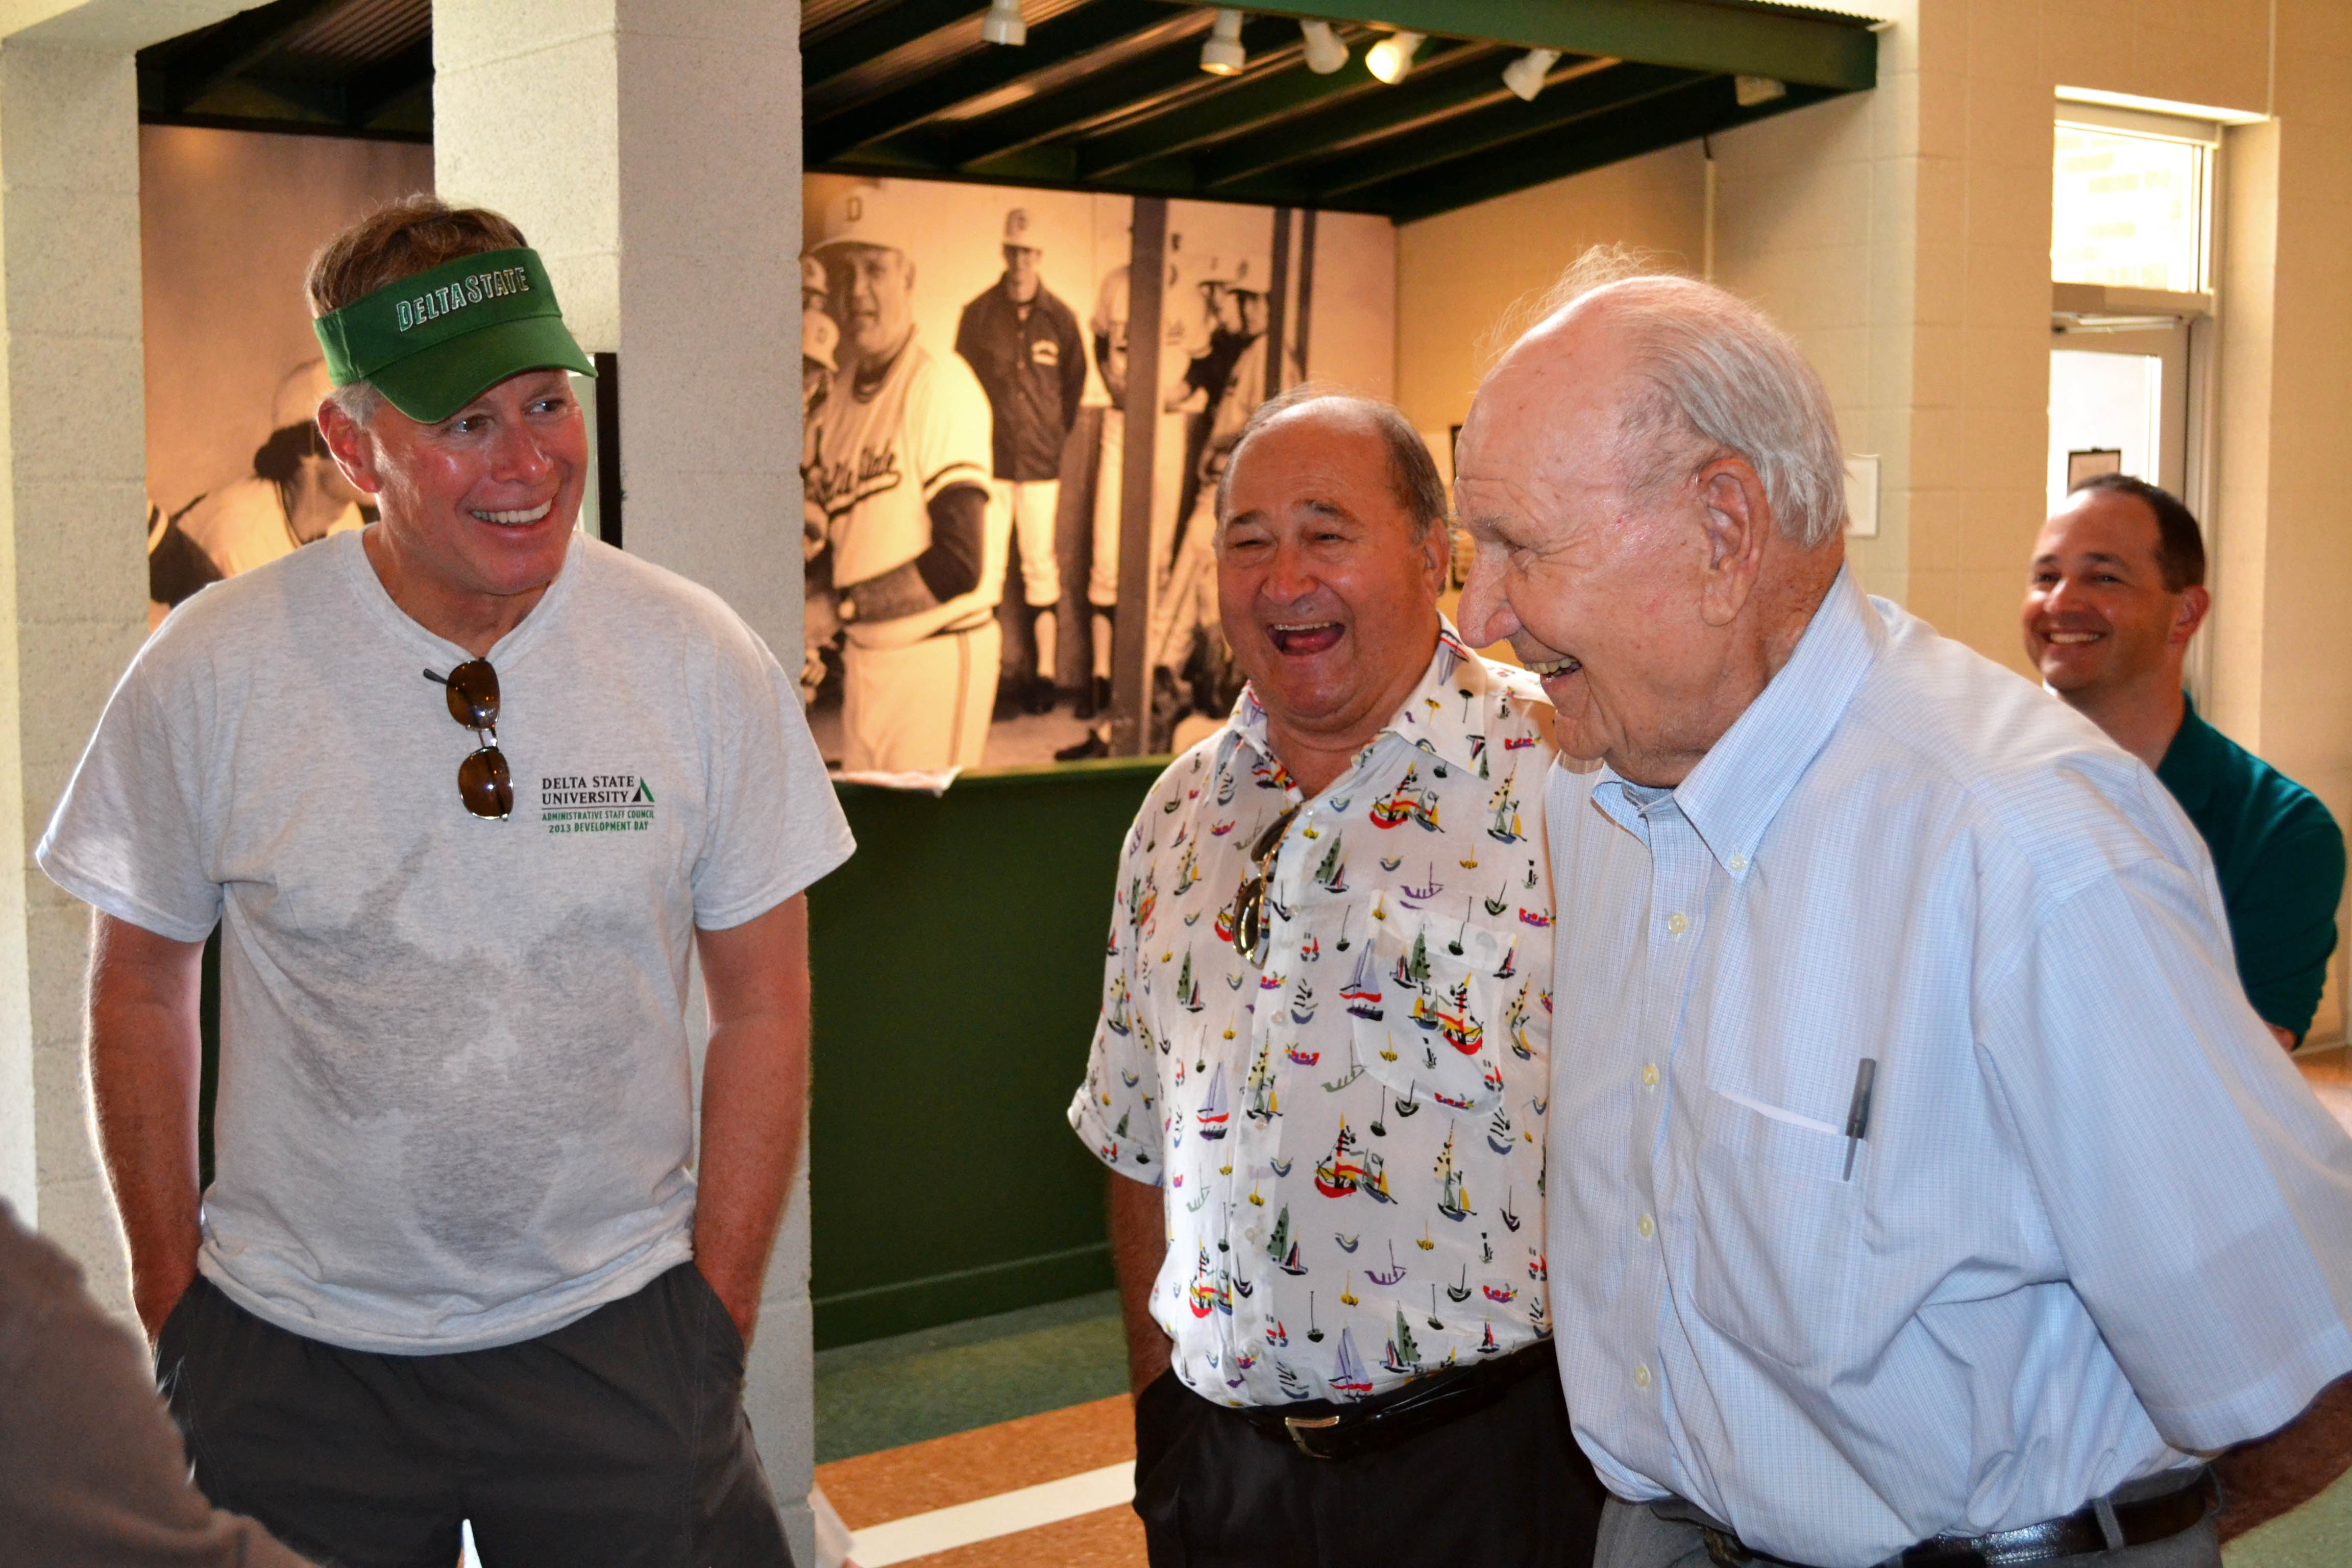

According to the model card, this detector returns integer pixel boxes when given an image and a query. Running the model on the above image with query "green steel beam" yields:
[941,12,1296,168]
[1311,61,1708,199]
[1074,35,1477,180]
[803,0,989,87]
[961,144,1084,182]
[821,137,959,175]
[146,0,343,114]
[1368,77,1844,221]
[1235,1,1876,91]
[344,38,433,129]
[808,0,1174,166]
[1191,41,1534,190]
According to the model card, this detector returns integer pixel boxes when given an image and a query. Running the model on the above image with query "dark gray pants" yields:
[1592,1493,2221,1568]
[1132,1362,1605,1567]
[156,1262,791,1568]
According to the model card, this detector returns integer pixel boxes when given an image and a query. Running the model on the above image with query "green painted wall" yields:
[807,758,1162,1349]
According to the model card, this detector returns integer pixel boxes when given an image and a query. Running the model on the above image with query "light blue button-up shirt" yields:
[1545,568,2352,1568]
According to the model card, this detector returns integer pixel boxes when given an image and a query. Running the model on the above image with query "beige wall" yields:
[1394,0,2352,1040]
[1394,140,1704,444]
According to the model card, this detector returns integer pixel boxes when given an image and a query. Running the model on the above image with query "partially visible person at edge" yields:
[0,1200,316,1565]
[1070,384,1605,1566]
[2025,472,2344,1048]
[40,194,850,1565]
[1452,250,2352,1568]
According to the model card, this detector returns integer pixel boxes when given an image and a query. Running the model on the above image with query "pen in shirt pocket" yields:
[1842,1058,1877,1181]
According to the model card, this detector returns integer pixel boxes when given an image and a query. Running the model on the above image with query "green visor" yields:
[311,247,594,423]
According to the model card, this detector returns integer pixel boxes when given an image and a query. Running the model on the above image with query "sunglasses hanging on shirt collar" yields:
[424,660,513,820]
[1229,803,1304,965]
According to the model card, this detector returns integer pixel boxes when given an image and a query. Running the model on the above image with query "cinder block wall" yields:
[0,0,258,1300]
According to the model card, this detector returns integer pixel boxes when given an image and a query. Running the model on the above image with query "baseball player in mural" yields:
[954,208,1086,716]
[1055,261,1132,764]
[1085,262,1129,720]
[1057,247,1274,762]
[801,256,843,708]
[802,185,1003,771]
[150,358,369,611]
[1153,252,1271,734]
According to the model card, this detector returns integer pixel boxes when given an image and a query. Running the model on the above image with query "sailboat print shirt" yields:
[1069,623,1560,1406]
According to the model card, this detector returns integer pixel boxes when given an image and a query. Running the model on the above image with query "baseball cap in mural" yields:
[310,247,594,423]
[811,182,919,254]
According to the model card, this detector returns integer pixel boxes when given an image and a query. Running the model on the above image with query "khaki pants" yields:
[998,479,1062,608]
[1089,408,1124,609]
[842,619,1000,773]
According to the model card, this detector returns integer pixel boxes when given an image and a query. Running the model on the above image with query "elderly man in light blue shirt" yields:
[1451,253,2352,1568]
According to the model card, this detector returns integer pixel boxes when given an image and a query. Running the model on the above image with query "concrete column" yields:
[0,0,246,1307]
[435,4,813,1554]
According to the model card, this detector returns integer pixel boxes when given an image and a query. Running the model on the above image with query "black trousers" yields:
[155,1262,792,1568]
[1132,1360,1606,1567]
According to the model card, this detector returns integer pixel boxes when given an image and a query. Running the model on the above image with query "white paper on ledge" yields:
[833,767,962,795]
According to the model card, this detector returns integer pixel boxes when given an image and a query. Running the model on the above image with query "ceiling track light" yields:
[1502,47,1562,102]
[1199,8,1246,75]
[1365,29,1423,85]
[981,0,1026,47]
[1298,18,1349,75]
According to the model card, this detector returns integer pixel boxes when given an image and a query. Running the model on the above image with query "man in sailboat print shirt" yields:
[1069,389,1604,1565]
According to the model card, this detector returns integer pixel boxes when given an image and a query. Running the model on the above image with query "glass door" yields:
[2047,320,2189,516]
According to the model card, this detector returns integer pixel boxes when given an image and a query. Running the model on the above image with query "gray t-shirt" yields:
[38,529,854,1354]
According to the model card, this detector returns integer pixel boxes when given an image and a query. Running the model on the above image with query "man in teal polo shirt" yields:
[2025,473,2344,1046]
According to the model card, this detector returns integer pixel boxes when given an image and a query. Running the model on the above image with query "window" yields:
[2047,95,2226,693]
[2052,119,2211,292]
[2046,102,2221,514]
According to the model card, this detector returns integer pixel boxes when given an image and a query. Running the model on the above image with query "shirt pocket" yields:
[1686,1084,1867,1373]
[1349,919,1507,1116]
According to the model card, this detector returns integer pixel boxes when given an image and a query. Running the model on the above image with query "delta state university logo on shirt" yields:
[537,772,656,836]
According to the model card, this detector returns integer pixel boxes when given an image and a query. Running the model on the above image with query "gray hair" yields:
[1214,383,1449,541]
[326,381,382,426]
[1517,246,1848,549]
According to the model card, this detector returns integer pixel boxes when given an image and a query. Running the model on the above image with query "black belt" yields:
[1234,1339,1555,1461]
[1694,1468,2218,1568]
[925,608,997,640]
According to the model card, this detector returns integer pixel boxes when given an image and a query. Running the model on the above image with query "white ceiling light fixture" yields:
[1501,47,1561,101]
[1200,9,1247,76]
[1298,18,1349,74]
[1364,29,1423,84]
[980,0,1027,46]
[1734,75,1787,107]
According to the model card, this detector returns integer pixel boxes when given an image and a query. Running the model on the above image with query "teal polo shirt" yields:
[2157,694,2345,1039]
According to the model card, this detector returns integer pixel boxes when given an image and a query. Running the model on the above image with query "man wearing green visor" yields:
[40,195,850,1565]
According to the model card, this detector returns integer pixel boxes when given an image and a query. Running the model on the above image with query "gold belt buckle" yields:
[1283,1413,1342,1458]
